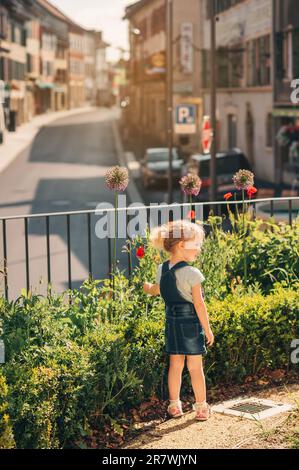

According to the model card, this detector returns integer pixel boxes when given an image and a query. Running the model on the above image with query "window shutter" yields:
[22,28,27,46]
[202,49,206,88]
[292,28,299,79]
[202,49,210,88]
[275,32,284,80]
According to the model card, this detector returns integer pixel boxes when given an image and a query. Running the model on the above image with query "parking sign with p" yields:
[175,104,196,134]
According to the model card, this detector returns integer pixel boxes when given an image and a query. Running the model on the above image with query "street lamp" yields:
[210,0,217,204]
[166,0,174,205]
[131,27,145,159]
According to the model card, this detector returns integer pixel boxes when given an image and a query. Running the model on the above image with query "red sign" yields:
[201,115,213,154]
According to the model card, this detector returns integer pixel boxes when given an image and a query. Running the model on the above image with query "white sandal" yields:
[167,399,184,418]
[192,401,211,421]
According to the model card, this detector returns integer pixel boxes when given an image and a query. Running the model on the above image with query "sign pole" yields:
[166,0,173,205]
[210,0,217,203]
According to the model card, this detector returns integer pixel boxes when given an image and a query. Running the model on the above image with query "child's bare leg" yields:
[168,355,185,400]
[186,355,206,403]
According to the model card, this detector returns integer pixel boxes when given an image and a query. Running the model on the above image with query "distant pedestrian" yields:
[143,219,214,421]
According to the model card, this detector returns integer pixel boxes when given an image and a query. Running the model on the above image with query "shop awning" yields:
[36,82,55,90]
[273,107,299,117]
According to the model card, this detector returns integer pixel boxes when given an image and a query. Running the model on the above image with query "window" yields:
[217,48,229,87]
[266,113,273,148]
[202,46,244,88]
[228,114,237,148]
[151,5,166,36]
[56,69,67,83]
[42,61,54,77]
[42,33,57,51]
[247,35,271,86]
[0,6,8,39]
[8,60,25,80]
[56,47,65,59]
[207,0,245,18]
[26,53,32,73]
[201,49,210,88]
[276,28,299,81]
[283,30,293,80]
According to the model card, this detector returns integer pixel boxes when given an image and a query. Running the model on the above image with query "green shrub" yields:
[0,284,298,448]
[203,283,299,386]
[0,370,15,448]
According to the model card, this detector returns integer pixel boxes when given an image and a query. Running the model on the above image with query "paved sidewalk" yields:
[122,384,299,449]
[0,106,95,174]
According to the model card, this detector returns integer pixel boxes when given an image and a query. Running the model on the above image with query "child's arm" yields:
[192,283,214,346]
[143,282,160,296]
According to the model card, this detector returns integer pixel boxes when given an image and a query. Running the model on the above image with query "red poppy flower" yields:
[136,246,145,259]
[247,187,258,199]
[187,210,196,219]
[224,192,233,200]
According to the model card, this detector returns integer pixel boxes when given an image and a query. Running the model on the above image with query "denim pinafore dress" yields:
[159,260,207,356]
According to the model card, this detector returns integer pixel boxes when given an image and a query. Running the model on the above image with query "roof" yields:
[123,0,151,20]
[84,29,110,48]
[36,0,85,31]
[36,0,68,22]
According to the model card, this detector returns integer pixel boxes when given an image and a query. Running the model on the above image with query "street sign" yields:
[175,104,196,134]
[201,115,213,154]
[180,23,193,74]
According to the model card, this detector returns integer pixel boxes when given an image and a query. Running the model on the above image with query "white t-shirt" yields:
[156,262,205,303]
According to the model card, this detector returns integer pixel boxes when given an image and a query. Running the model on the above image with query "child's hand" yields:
[205,328,214,347]
[143,282,153,294]
[143,282,160,296]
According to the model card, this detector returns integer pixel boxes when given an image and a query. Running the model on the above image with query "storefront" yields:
[273,108,299,191]
[34,81,55,115]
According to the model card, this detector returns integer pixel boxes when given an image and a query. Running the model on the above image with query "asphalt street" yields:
[0,108,133,298]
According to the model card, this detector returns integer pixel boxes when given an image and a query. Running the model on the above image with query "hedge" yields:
[0,281,298,448]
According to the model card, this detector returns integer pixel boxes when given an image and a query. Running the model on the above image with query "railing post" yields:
[46,216,51,286]
[66,214,72,292]
[126,209,132,280]
[24,218,30,293]
[87,213,92,278]
[2,219,8,301]
[289,199,292,227]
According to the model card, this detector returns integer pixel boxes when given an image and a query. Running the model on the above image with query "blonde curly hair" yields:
[149,219,205,253]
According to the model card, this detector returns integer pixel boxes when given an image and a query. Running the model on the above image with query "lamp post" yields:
[131,28,145,159]
[166,0,174,205]
[210,0,217,204]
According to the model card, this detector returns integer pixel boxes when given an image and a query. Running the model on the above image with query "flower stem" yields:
[113,192,118,298]
[242,189,247,286]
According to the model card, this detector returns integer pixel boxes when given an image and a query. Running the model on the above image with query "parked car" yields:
[140,147,184,189]
[182,148,254,201]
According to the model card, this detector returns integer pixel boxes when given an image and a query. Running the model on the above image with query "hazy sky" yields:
[50,0,134,62]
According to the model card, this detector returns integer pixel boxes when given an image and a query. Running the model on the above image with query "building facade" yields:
[68,22,85,109]
[273,0,299,190]
[124,0,204,157]
[0,0,110,138]
[95,32,110,107]
[83,30,97,106]
[0,0,31,127]
[202,0,274,182]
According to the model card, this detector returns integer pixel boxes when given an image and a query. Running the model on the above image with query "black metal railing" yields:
[0,197,298,300]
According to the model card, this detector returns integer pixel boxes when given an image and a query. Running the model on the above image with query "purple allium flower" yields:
[105,166,129,192]
[232,169,255,191]
[179,173,202,196]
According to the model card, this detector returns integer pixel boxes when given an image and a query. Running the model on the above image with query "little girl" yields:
[143,219,214,421]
